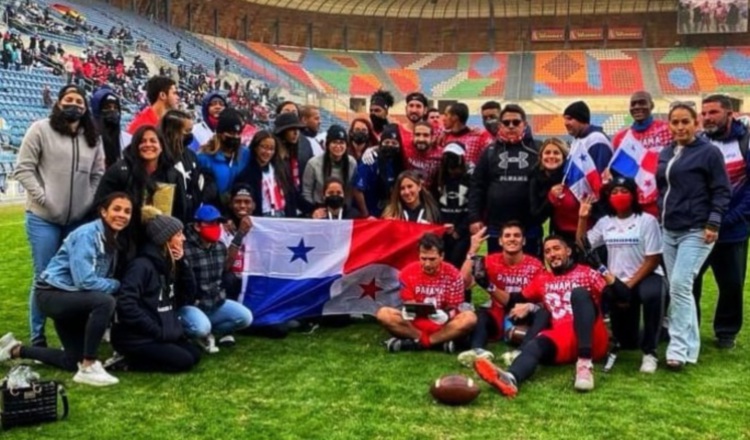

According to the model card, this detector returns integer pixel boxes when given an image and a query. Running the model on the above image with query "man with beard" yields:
[610,91,672,216]
[469,104,541,254]
[403,121,442,186]
[474,236,610,396]
[693,94,750,350]
[441,102,494,166]
[369,89,395,136]
[399,91,429,152]
[90,87,131,169]
[563,101,613,173]
[300,105,325,156]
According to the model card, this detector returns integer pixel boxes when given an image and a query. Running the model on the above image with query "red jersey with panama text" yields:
[399,261,465,310]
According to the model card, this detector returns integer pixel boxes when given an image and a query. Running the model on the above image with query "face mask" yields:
[325,195,345,209]
[223,137,241,150]
[370,114,387,132]
[484,119,499,135]
[61,105,84,122]
[415,141,430,152]
[182,133,195,148]
[380,146,398,158]
[198,223,222,243]
[351,132,369,145]
[101,110,120,126]
[609,192,633,214]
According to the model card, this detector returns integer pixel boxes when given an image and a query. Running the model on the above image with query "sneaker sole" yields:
[73,375,119,387]
[473,358,517,398]
[457,351,478,368]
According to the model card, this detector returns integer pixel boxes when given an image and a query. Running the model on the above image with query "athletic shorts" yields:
[412,317,444,335]
[539,318,609,364]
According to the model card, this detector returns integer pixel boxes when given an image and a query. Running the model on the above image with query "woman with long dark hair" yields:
[1,192,133,386]
[13,84,105,347]
[382,170,440,223]
[303,125,357,213]
[348,117,379,162]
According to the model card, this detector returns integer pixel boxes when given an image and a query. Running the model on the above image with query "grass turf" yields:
[0,204,748,440]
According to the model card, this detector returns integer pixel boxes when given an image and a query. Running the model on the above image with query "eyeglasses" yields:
[501,119,523,127]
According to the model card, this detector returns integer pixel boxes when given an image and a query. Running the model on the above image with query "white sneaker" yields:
[198,334,219,354]
[218,335,236,347]
[73,361,119,386]
[501,350,521,367]
[640,354,658,374]
[457,348,494,367]
[574,359,595,392]
[0,332,21,362]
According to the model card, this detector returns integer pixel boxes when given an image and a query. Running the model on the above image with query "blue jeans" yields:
[662,229,714,364]
[178,300,253,339]
[25,212,79,343]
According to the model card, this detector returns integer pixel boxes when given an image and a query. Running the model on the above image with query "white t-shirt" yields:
[587,213,664,282]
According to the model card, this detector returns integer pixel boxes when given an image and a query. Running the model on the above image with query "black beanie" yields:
[380,124,401,145]
[217,108,244,135]
[564,101,591,124]
[326,124,348,143]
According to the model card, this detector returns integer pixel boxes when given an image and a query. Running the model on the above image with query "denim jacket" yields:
[40,219,120,294]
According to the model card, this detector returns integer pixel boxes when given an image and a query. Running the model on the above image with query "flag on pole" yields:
[563,143,602,202]
[240,218,445,326]
[608,130,659,201]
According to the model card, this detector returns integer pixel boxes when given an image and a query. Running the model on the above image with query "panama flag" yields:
[608,130,659,200]
[563,143,603,202]
[240,218,445,326]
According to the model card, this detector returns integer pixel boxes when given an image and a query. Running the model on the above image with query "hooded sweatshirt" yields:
[13,118,105,225]
[91,88,125,169]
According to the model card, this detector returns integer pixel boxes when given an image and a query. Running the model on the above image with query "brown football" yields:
[429,374,481,406]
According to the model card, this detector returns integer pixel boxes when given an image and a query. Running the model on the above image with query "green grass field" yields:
[0,204,748,439]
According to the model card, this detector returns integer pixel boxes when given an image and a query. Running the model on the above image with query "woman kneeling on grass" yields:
[109,206,201,373]
[0,192,133,386]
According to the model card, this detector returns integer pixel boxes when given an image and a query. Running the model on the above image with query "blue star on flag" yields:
[288,238,315,263]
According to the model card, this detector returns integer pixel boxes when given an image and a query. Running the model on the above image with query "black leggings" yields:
[114,341,201,373]
[607,273,665,355]
[508,288,597,385]
[469,307,552,350]
[443,232,472,302]
[21,289,115,372]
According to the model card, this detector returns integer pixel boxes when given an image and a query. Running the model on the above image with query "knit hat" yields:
[142,206,184,246]
[563,101,590,124]
[216,108,244,135]
[230,182,254,199]
[380,124,401,144]
[326,124,348,143]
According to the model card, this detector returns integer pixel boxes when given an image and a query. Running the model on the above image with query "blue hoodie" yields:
[201,92,227,131]
[705,120,750,243]
[90,87,120,119]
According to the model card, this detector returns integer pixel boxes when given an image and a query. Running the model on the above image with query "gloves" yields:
[428,309,449,325]
[401,307,416,321]
[362,147,378,165]
[472,257,490,290]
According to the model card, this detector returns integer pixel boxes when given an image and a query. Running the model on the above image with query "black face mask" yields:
[370,114,388,132]
[60,105,84,122]
[324,195,345,210]
[380,146,398,158]
[483,119,499,135]
[183,133,195,148]
[223,137,241,150]
[351,131,369,145]
[101,110,120,126]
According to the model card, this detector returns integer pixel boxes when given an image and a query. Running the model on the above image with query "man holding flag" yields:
[564,101,613,173]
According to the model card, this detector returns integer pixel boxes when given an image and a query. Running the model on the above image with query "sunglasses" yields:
[501,119,523,127]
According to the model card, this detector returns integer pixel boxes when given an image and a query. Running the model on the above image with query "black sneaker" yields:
[103,353,129,372]
[383,337,420,352]
[31,337,47,348]
[716,338,736,349]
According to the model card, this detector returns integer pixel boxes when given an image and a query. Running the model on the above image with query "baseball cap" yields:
[194,204,226,223]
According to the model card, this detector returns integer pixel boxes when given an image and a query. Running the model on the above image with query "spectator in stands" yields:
[160,110,216,223]
[110,206,202,373]
[576,177,665,373]
[529,137,570,236]
[564,101,613,173]
[657,102,731,370]
[311,177,361,219]
[348,117,378,162]
[276,100,299,116]
[91,87,128,169]
[300,105,325,156]
[303,125,357,213]
[180,204,253,352]
[274,112,314,214]
[469,104,540,255]
[377,233,476,353]
[14,84,104,347]
[41,85,52,108]
[728,1,740,31]
[236,130,296,217]
[382,170,440,223]
[128,76,180,133]
[0,193,133,386]
[198,109,250,202]
[353,124,405,218]
[693,94,750,350]
[610,91,672,216]
[480,100,502,138]
[369,89,395,136]
[192,91,227,147]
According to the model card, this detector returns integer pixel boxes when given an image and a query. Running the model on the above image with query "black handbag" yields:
[0,379,69,430]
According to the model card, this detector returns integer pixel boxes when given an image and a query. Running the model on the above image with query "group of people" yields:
[0,80,746,397]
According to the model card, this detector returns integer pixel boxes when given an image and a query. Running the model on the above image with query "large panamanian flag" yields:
[239,218,445,325]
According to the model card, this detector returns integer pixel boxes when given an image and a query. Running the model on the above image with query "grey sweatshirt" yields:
[13,118,105,225]
[302,154,357,206]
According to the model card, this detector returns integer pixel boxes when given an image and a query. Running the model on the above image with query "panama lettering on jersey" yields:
[484,254,544,298]
[522,264,606,324]
[399,261,465,310]
[613,120,672,155]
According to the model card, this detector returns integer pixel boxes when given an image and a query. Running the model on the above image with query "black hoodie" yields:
[111,242,196,347]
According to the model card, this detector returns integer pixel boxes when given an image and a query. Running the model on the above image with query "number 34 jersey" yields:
[521,264,606,326]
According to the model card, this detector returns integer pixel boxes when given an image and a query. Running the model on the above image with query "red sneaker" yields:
[473,358,518,398]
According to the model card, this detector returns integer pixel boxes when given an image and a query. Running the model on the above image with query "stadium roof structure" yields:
[243,0,677,19]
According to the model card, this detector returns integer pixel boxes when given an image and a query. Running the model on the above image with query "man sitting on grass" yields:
[376,233,477,353]
[474,235,610,395]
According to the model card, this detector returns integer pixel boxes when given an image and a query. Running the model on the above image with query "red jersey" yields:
[485,254,544,306]
[127,106,159,134]
[399,261,465,310]
[441,127,493,166]
[548,186,585,234]
[402,142,443,186]
[522,264,606,325]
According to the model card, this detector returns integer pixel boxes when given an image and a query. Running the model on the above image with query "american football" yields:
[429,374,481,406]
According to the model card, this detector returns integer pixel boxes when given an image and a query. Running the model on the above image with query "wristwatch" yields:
[597,265,610,277]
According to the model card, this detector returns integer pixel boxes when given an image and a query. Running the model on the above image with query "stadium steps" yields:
[637,50,663,96]
[361,55,402,98]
